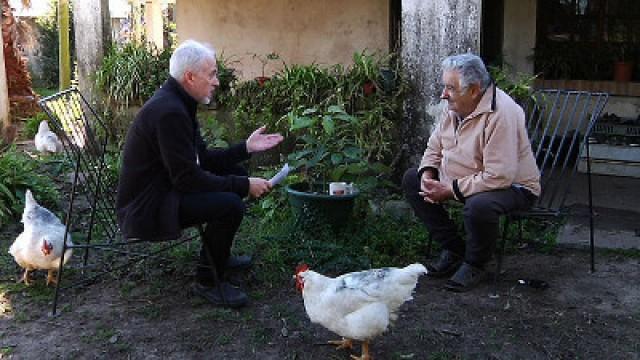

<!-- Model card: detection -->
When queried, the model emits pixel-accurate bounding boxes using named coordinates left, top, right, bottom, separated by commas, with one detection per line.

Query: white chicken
left=9, top=190, right=73, bottom=286
left=295, top=263, right=427, bottom=360
left=34, top=120, right=63, bottom=153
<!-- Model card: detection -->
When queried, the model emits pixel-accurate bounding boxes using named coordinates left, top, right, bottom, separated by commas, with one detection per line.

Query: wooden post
left=0, top=24, right=9, bottom=130
left=58, top=0, right=71, bottom=90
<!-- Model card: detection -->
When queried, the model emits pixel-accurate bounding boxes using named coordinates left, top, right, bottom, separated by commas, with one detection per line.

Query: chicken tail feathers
left=25, top=189, right=36, bottom=210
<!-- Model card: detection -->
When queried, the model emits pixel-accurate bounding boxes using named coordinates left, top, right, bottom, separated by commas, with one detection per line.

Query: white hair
left=169, top=40, right=217, bottom=80
left=442, top=53, right=491, bottom=91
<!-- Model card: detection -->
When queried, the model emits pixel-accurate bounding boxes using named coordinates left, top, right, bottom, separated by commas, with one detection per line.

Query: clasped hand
left=419, top=177, right=453, bottom=204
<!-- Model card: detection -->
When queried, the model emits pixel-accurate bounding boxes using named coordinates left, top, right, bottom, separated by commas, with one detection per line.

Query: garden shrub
left=22, top=112, right=50, bottom=139
left=0, top=146, right=60, bottom=228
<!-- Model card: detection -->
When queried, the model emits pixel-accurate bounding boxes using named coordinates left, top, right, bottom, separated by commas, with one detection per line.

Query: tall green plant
left=489, top=65, right=538, bottom=105
left=0, top=146, right=60, bottom=228
left=227, top=51, right=407, bottom=170
left=286, top=105, right=389, bottom=192
left=96, top=42, right=172, bottom=110
left=34, top=0, right=76, bottom=88
left=95, top=42, right=172, bottom=139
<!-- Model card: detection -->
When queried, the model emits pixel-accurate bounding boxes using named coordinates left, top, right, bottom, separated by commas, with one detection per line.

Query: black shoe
left=192, top=282, right=248, bottom=308
left=444, top=262, right=487, bottom=292
left=426, top=250, right=463, bottom=278
left=226, top=255, right=253, bottom=271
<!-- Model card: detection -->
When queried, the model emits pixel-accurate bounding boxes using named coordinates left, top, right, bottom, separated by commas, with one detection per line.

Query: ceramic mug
left=329, top=182, right=348, bottom=195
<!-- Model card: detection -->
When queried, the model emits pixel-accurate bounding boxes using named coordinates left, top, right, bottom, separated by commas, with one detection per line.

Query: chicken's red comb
left=295, top=263, right=309, bottom=274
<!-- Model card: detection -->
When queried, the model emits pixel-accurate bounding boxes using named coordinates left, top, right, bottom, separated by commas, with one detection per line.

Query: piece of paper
left=269, top=163, right=290, bottom=186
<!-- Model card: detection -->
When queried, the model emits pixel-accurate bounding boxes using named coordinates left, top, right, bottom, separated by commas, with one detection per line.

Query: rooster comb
left=295, top=263, right=309, bottom=274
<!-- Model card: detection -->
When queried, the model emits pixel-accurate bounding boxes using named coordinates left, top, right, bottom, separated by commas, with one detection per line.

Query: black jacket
left=116, top=77, right=250, bottom=241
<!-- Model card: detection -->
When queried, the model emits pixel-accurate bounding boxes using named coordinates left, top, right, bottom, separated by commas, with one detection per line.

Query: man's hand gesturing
left=246, top=126, right=284, bottom=153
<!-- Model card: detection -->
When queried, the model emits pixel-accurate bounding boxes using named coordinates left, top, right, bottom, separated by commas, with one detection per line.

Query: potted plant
left=613, top=44, right=634, bottom=82
left=284, top=105, right=388, bottom=228
left=253, top=52, right=280, bottom=87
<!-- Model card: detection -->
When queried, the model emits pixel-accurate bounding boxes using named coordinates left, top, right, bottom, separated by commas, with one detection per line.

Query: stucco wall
left=175, top=0, right=389, bottom=79
left=502, top=0, right=536, bottom=75
left=401, top=0, right=481, bottom=167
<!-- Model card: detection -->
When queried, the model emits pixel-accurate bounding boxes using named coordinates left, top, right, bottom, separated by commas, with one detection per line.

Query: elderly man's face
left=186, top=56, right=220, bottom=105
left=440, top=70, right=481, bottom=119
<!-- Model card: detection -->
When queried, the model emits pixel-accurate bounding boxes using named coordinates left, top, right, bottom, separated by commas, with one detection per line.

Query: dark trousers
left=402, top=168, right=534, bottom=268
left=178, top=165, right=247, bottom=282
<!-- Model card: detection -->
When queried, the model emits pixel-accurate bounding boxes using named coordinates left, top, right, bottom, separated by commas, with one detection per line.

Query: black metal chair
left=492, top=89, right=609, bottom=296
left=38, top=88, right=220, bottom=315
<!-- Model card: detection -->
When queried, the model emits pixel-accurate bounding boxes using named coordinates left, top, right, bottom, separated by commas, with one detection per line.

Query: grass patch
left=33, top=87, right=58, bottom=98
left=0, top=346, right=16, bottom=356
left=601, top=248, right=640, bottom=259
left=234, top=203, right=430, bottom=284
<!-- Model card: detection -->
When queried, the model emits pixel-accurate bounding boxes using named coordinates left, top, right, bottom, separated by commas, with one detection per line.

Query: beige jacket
left=419, top=86, right=541, bottom=201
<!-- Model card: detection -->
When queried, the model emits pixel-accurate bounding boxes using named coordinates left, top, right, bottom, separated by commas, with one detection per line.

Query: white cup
left=329, top=182, right=347, bottom=195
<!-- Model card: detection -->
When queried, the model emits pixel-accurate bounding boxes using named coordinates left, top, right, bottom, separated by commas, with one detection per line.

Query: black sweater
left=116, top=77, right=250, bottom=241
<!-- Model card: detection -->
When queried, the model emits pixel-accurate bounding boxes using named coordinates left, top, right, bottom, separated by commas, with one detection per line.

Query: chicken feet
left=18, top=269, right=32, bottom=285
left=46, top=270, right=59, bottom=286
left=328, top=337, right=353, bottom=350
left=350, top=341, right=371, bottom=360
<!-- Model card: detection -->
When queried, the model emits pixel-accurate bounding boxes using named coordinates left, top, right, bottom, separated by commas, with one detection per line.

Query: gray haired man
left=117, top=40, right=283, bottom=307
left=402, top=54, right=540, bottom=291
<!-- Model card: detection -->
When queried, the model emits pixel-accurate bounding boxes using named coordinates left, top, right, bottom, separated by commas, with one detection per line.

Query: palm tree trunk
left=1, top=0, right=38, bottom=124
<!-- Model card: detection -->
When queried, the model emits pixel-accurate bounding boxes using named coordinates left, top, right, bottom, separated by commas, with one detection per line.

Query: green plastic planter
left=285, top=182, right=359, bottom=229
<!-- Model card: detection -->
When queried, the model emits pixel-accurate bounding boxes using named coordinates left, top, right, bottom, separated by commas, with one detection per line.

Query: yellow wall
left=176, top=0, right=389, bottom=79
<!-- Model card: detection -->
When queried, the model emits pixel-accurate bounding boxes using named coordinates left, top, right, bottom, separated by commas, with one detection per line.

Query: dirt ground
left=1, top=238, right=639, bottom=360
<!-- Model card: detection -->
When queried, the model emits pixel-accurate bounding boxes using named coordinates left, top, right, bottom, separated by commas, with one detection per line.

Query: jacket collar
left=162, top=76, right=198, bottom=119
left=463, top=82, right=496, bottom=121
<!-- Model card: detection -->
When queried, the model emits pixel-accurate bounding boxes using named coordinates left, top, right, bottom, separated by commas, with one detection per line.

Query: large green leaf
left=343, top=146, right=362, bottom=159
left=330, top=153, right=344, bottom=165
left=288, top=149, right=313, bottom=161
left=333, top=113, right=356, bottom=122
left=302, top=107, right=318, bottom=116
left=322, top=115, right=335, bottom=135
left=346, top=162, right=369, bottom=175
left=329, top=166, right=347, bottom=181
left=306, top=146, right=327, bottom=168
left=290, top=115, right=315, bottom=130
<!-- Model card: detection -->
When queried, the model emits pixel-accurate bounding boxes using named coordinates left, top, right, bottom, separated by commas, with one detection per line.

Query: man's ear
left=183, top=70, right=194, bottom=84
left=469, top=83, right=482, bottom=99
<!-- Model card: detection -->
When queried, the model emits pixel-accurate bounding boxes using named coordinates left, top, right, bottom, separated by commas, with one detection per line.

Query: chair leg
left=586, top=143, right=596, bottom=273
left=518, top=219, right=523, bottom=243
left=51, top=232, right=70, bottom=316
left=493, top=216, right=510, bottom=297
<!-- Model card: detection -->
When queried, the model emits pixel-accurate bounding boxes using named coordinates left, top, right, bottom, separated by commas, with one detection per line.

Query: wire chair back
left=39, top=88, right=120, bottom=244
left=524, top=89, right=609, bottom=215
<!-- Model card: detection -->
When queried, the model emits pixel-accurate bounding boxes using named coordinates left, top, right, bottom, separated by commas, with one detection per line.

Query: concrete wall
left=603, top=96, right=640, bottom=118
left=400, top=0, right=481, bottom=166
left=175, top=0, right=389, bottom=79
left=502, top=0, right=536, bottom=75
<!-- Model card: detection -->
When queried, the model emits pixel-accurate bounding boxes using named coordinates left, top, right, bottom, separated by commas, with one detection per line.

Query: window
left=535, top=0, right=640, bottom=81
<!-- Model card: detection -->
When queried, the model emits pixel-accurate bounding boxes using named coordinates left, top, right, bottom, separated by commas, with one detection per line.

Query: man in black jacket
left=116, top=40, right=283, bottom=308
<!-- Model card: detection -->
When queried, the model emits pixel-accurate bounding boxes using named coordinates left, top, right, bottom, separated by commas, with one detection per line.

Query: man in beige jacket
left=403, top=54, right=540, bottom=292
